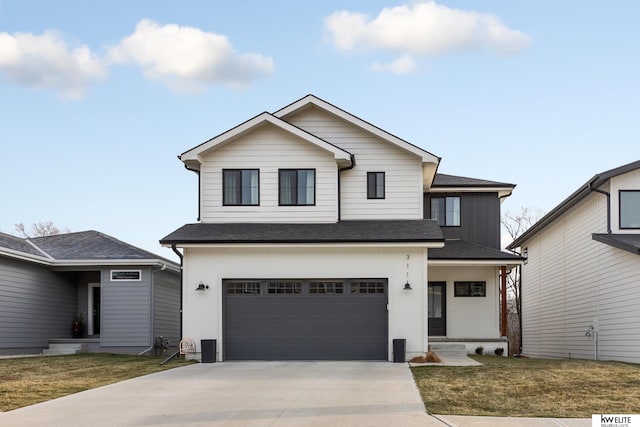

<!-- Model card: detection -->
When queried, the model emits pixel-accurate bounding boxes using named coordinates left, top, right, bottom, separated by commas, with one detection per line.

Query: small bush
left=475, top=346, right=484, bottom=355
left=494, top=347, right=504, bottom=356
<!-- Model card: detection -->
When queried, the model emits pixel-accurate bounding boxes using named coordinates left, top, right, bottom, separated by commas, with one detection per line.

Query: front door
left=88, top=284, right=101, bottom=335
left=428, top=282, right=446, bottom=336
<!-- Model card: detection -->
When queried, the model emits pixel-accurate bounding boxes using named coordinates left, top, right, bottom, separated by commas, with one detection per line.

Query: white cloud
left=107, top=19, right=274, bottom=93
left=0, top=30, right=105, bottom=99
left=371, top=54, right=417, bottom=75
left=325, top=1, right=530, bottom=58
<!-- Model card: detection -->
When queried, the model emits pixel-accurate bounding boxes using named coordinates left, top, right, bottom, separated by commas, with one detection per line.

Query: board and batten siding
left=152, top=270, right=180, bottom=347
left=285, top=107, right=424, bottom=220
left=521, top=189, right=640, bottom=364
left=199, top=123, right=338, bottom=223
left=0, top=257, right=76, bottom=353
left=100, top=267, right=151, bottom=347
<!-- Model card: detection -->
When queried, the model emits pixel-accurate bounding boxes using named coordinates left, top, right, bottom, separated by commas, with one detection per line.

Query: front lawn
left=0, top=353, right=196, bottom=412
left=412, top=355, right=640, bottom=418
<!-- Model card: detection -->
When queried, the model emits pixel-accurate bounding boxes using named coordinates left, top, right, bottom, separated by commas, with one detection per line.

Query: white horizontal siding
left=285, top=107, right=423, bottom=220
left=520, top=192, right=640, bottom=363
left=609, top=168, right=640, bottom=233
left=200, top=124, right=338, bottom=223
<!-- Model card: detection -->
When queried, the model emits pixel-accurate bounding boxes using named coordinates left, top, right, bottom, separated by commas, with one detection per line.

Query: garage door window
left=310, top=281, right=344, bottom=294
left=351, top=281, right=386, bottom=294
left=226, top=282, right=261, bottom=294
left=268, top=282, right=302, bottom=294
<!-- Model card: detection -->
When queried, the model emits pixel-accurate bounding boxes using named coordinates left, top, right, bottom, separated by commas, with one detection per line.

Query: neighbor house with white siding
left=508, top=160, right=640, bottom=364
left=0, top=230, right=180, bottom=355
left=161, top=95, right=522, bottom=361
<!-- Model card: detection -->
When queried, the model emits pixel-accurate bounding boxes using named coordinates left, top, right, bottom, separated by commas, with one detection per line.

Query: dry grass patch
left=412, top=355, right=640, bottom=417
left=0, top=353, right=196, bottom=412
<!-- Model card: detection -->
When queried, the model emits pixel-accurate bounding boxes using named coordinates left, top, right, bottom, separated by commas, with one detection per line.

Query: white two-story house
left=161, top=95, right=522, bottom=361
left=508, top=160, right=640, bottom=364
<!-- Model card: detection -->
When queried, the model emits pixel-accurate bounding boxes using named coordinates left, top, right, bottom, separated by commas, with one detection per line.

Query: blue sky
left=1, top=1, right=638, bottom=259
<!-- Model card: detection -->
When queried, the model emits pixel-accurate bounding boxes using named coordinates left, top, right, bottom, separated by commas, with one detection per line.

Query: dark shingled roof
left=592, top=234, right=640, bottom=255
left=432, top=173, right=515, bottom=188
left=0, top=232, right=45, bottom=257
left=29, top=231, right=172, bottom=261
left=160, top=220, right=444, bottom=244
left=429, top=239, right=523, bottom=261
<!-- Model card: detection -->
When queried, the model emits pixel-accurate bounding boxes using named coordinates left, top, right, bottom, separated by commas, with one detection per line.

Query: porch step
left=42, top=342, right=88, bottom=356
left=429, top=343, right=468, bottom=357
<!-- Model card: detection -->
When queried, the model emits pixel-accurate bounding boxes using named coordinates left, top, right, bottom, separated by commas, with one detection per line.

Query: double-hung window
left=620, top=190, right=640, bottom=229
left=279, top=169, right=315, bottom=206
left=431, top=196, right=460, bottom=226
left=223, top=169, right=259, bottom=206
left=367, top=172, right=385, bottom=199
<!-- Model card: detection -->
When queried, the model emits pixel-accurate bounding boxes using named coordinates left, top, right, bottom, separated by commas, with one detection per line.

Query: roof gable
left=180, top=111, right=353, bottom=170
left=274, top=94, right=440, bottom=165
left=508, top=160, right=640, bottom=249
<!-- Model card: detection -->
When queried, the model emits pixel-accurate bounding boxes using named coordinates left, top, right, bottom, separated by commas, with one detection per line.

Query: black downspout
left=590, top=185, right=611, bottom=233
left=171, top=244, right=184, bottom=344
left=337, top=155, right=356, bottom=221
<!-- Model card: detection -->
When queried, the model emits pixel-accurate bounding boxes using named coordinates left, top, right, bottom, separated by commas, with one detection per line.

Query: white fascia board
left=274, top=95, right=440, bottom=165
left=180, top=112, right=353, bottom=167
left=428, top=259, right=523, bottom=267
left=51, top=259, right=180, bottom=272
left=430, top=187, right=514, bottom=199
left=0, top=248, right=53, bottom=265
left=166, top=242, right=445, bottom=249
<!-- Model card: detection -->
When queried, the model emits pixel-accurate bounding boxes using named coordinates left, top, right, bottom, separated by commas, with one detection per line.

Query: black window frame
left=367, top=172, right=385, bottom=199
left=222, top=169, right=260, bottom=206
left=619, top=190, right=640, bottom=229
left=278, top=169, right=316, bottom=206
left=430, top=196, right=461, bottom=227
left=454, top=281, right=486, bottom=297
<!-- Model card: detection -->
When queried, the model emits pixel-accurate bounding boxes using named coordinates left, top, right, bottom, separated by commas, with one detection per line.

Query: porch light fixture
left=404, top=282, right=412, bottom=291
left=196, top=281, right=209, bottom=291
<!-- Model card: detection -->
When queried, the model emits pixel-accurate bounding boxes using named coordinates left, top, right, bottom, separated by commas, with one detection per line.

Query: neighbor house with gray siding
left=508, top=160, right=640, bottom=364
left=0, top=230, right=180, bottom=355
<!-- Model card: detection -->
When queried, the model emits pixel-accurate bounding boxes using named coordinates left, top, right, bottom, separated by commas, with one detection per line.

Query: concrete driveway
left=1, top=361, right=446, bottom=427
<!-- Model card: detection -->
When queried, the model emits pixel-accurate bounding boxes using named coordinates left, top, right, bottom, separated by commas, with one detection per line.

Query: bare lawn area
left=412, top=355, right=640, bottom=418
left=0, top=353, right=196, bottom=412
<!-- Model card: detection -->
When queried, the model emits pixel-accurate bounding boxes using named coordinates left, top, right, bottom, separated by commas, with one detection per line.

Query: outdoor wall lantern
left=196, top=281, right=209, bottom=291
left=404, top=281, right=412, bottom=290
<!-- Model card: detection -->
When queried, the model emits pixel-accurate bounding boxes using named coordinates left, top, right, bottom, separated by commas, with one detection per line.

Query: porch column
left=500, top=265, right=507, bottom=337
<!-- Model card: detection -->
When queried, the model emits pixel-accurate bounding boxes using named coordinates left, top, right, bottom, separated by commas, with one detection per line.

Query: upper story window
left=431, top=196, right=460, bottom=226
left=367, top=172, right=385, bottom=199
left=223, top=169, right=259, bottom=206
left=279, top=169, right=315, bottom=206
left=620, top=190, right=640, bottom=229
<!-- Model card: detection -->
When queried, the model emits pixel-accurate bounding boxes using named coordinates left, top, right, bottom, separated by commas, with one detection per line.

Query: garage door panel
left=224, top=279, right=388, bottom=360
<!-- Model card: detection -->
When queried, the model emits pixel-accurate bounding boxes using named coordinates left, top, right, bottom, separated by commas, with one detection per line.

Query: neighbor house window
left=223, top=169, right=259, bottom=206
left=279, top=169, right=315, bottom=205
left=431, top=196, right=461, bottom=226
left=620, top=190, right=640, bottom=229
left=454, top=281, right=486, bottom=297
left=367, top=172, right=385, bottom=199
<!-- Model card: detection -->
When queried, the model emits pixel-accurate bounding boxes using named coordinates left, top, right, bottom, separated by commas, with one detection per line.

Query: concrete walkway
left=0, top=360, right=592, bottom=427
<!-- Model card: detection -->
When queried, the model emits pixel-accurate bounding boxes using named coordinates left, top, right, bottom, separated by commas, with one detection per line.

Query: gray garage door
left=223, top=279, right=388, bottom=360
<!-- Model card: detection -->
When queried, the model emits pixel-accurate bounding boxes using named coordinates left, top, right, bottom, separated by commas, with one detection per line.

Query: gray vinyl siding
left=152, top=270, right=180, bottom=347
left=424, top=192, right=501, bottom=248
left=0, top=256, right=76, bottom=353
left=100, top=267, right=151, bottom=347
